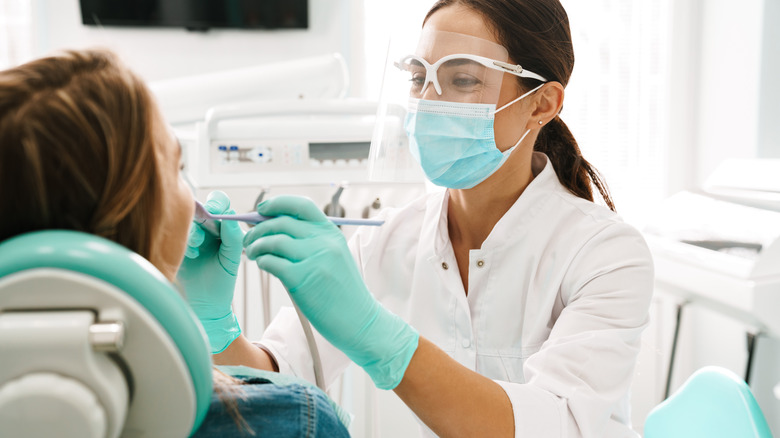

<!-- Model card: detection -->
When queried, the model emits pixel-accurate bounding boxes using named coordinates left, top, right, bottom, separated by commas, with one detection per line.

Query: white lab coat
left=259, top=152, right=654, bottom=437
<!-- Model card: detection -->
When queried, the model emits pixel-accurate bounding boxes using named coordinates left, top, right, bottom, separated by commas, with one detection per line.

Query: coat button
left=442, top=262, right=449, bottom=270
left=476, top=260, right=485, bottom=268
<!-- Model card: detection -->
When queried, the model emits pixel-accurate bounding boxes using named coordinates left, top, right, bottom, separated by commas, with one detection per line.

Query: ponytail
left=534, top=116, right=616, bottom=212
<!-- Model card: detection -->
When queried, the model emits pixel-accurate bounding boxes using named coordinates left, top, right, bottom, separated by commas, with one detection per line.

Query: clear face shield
left=368, top=30, right=546, bottom=183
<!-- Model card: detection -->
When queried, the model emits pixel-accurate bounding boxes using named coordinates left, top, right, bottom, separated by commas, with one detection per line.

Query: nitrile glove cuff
left=349, top=309, right=420, bottom=390
left=198, top=312, right=241, bottom=354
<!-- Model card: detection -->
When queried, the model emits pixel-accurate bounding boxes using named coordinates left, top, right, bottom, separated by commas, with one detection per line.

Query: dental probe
left=194, top=200, right=385, bottom=232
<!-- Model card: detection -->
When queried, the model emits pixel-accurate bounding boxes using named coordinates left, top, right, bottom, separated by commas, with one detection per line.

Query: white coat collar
left=430, top=152, right=562, bottom=256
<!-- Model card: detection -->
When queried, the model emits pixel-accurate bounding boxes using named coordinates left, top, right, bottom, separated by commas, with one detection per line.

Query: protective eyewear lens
left=396, top=55, right=500, bottom=101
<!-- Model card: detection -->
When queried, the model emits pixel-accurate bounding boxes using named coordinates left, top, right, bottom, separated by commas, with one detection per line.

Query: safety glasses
left=394, top=53, right=547, bottom=101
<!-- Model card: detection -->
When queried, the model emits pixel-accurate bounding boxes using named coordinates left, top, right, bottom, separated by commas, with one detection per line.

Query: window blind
left=561, top=0, right=672, bottom=223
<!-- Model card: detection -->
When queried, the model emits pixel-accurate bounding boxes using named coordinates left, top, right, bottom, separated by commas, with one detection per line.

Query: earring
left=538, top=120, right=544, bottom=125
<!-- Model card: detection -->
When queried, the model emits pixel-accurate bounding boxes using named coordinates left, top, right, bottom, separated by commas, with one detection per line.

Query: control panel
left=193, top=135, right=374, bottom=187
left=210, top=140, right=370, bottom=171
left=188, top=100, right=386, bottom=187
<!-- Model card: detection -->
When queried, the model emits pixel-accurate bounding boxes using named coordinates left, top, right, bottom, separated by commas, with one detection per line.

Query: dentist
left=189, top=0, right=654, bottom=436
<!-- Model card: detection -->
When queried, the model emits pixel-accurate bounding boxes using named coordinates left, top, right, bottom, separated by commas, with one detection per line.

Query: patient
left=0, top=49, right=349, bottom=437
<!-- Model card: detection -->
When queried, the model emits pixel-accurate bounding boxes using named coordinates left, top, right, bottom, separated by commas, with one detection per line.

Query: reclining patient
left=0, top=49, right=350, bottom=437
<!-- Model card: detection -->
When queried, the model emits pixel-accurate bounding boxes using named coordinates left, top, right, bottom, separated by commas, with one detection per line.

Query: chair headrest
left=0, top=230, right=213, bottom=435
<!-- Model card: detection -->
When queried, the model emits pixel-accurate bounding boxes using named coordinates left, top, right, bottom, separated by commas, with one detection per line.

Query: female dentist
left=188, top=0, right=654, bottom=436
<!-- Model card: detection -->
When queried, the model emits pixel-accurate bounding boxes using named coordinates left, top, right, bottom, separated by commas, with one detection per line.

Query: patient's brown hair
left=0, top=49, right=252, bottom=434
left=0, top=49, right=164, bottom=265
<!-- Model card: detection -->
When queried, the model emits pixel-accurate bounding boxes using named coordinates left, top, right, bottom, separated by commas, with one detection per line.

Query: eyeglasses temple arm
left=492, top=60, right=547, bottom=82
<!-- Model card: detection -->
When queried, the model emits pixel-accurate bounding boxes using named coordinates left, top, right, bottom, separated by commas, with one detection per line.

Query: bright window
left=0, top=0, right=33, bottom=70
left=561, top=0, right=672, bottom=224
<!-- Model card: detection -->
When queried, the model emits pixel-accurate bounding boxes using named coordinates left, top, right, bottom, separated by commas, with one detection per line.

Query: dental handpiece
left=193, top=200, right=384, bottom=237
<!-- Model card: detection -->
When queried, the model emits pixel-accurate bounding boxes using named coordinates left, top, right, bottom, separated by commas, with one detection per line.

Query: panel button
left=249, top=146, right=272, bottom=164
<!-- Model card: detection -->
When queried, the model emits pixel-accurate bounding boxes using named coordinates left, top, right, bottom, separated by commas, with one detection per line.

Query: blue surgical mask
left=404, top=84, right=543, bottom=189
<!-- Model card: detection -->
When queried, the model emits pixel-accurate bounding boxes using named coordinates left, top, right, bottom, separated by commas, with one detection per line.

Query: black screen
left=80, top=0, right=308, bottom=30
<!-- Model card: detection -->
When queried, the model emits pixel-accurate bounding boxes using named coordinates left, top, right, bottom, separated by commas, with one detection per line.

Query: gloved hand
left=178, top=191, right=244, bottom=354
left=242, top=195, right=419, bottom=390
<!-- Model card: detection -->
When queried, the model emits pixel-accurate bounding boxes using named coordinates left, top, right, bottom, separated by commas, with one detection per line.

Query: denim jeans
left=192, top=375, right=350, bottom=437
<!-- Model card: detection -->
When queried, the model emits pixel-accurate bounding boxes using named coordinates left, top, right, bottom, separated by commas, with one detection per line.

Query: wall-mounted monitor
left=79, top=0, right=308, bottom=31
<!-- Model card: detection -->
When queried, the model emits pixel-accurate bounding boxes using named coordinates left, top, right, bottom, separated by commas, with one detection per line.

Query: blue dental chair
left=0, top=231, right=213, bottom=437
left=644, top=366, right=773, bottom=438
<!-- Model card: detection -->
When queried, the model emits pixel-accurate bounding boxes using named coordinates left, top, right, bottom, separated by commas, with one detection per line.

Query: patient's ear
left=527, top=82, right=564, bottom=130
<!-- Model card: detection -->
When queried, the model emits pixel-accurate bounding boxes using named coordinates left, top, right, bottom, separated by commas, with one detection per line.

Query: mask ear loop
left=501, top=128, right=532, bottom=157
left=492, top=83, right=545, bottom=115
left=492, top=83, right=546, bottom=155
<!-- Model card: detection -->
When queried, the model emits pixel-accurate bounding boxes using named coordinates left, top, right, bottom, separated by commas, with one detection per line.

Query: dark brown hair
left=0, top=49, right=166, bottom=259
left=426, top=0, right=616, bottom=211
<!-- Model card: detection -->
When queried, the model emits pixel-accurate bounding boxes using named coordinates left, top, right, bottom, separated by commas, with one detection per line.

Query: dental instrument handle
left=211, top=211, right=385, bottom=227
left=329, top=217, right=385, bottom=226
left=194, top=200, right=383, bottom=240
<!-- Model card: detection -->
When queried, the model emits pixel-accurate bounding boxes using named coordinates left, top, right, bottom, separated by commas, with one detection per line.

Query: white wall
left=665, top=0, right=702, bottom=196
left=667, top=0, right=779, bottom=187
left=758, top=0, right=780, bottom=158
left=693, top=0, right=765, bottom=185
left=31, top=0, right=367, bottom=95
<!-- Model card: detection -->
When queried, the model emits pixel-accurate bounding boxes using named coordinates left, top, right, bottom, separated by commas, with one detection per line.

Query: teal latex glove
left=178, top=191, right=244, bottom=354
left=243, top=195, right=419, bottom=390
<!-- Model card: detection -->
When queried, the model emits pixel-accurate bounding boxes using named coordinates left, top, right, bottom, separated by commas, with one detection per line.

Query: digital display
left=80, top=0, right=308, bottom=30
left=309, top=142, right=371, bottom=161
